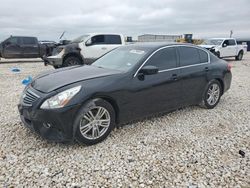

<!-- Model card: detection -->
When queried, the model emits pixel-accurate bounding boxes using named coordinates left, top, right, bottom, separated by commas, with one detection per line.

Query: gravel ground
left=0, top=54, right=249, bottom=188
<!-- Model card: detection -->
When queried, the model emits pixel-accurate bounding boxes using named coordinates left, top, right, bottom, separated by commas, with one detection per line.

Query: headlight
left=40, top=86, right=81, bottom=109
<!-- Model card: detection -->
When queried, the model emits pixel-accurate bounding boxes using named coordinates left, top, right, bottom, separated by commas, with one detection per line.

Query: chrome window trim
left=134, top=44, right=210, bottom=77
left=158, top=62, right=209, bottom=73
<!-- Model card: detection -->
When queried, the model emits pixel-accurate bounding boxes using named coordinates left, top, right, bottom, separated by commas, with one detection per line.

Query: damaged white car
left=199, top=38, right=247, bottom=60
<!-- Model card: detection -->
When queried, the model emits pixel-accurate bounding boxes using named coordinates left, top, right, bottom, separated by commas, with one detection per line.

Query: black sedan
left=18, top=43, right=232, bottom=145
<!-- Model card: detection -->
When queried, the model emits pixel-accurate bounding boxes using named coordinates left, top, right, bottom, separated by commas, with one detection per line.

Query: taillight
left=227, top=63, right=232, bottom=71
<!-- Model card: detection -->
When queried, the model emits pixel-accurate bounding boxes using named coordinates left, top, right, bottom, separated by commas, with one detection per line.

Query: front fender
left=63, top=43, right=84, bottom=62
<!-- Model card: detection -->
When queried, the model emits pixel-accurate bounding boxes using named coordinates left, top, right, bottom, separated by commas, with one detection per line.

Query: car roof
left=10, top=36, right=36, bottom=38
left=209, top=38, right=235, bottom=40
left=126, top=42, right=197, bottom=51
left=86, top=33, right=123, bottom=36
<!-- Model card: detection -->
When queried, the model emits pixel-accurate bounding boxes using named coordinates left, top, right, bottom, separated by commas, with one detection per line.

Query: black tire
left=63, top=56, right=82, bottom=67
left=200, top=80, right=222, bottom=109
left=74, top=98, right=116, bottom=145
left=53, top=65, right=61, bottom=69
left=235, top=51, right=243, bottom=61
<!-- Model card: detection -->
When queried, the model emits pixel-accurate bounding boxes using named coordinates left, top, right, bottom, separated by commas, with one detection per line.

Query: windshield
left=71, top=35, right=89, bottom=43
left=202, top=39, right=223, bottom=45
left=92, top=47, right=149, bottom=72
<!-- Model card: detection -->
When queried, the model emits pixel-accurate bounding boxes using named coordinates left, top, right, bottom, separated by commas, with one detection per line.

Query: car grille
left=22, top=89, right=40, bottom=106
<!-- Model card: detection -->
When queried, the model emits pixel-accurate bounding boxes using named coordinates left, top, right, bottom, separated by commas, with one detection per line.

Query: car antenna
left=59, top=31, right=66, bottom=40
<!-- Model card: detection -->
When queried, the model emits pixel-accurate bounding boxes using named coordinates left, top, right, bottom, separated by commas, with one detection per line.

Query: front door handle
left=171, top=74, right=178, bottom=80
left=205, top=67, right=209, bottom=72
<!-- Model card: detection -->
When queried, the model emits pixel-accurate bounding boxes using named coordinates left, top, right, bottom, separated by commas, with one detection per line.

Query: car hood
left=31, top=65, right=121, bottom=93
left=199, top=44, right=216, bottom=49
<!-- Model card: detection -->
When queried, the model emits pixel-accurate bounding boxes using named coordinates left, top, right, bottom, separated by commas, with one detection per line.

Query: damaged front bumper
left=42, top=55, right=63, bottom=67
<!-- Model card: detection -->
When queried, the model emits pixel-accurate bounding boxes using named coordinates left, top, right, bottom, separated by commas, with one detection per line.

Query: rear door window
left=104, top=35, right=122, bottom=44
left=178, top=46, right=200, bottom=66
left=145, top=47, right=177, bottom=70
left=228, top=39, right=236, bottom=46
left=22, top=37, right=37, bottom=45
left=198, top=49, right=209, bottom=63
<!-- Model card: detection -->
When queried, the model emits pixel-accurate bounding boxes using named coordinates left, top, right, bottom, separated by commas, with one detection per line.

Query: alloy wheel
left=206, top=83, right=220, bottom=106
left=68, top=59, right=79, bottom=66
left=79, top=106, right=111, bottom=140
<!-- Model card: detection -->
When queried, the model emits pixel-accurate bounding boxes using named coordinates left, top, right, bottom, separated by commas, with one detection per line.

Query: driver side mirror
left=85, top=39, right=92, bottom=46
left=222, top=43, right=227, bottom=48
left=139, top=65, right=158, bottom=75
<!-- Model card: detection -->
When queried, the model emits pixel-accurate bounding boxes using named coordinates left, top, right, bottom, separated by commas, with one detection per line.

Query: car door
left=83, top=35, right=122, bottom=61
left=3, top=37, right=22, bottom=58
left=228, top=39, right=237, bottom=56
left=21, top=37, right=39, bottom=58
left=103, top=34, right=122, bottom=52
left=220, top=40, right=231, bottom=57
left=177, top=46, right=209, bottom=105
left=126, top=47, right=182, bottom=118
left=83, top=35, right=110, bottom=59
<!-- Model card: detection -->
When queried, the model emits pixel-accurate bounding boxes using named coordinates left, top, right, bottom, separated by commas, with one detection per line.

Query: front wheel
left=235, top=51, right=243, bottom=61
left=200, top=80, right=222, bottom=109
left=63, top=56, right=82, bottom=67
left=53, top=65, right=61, bottom=69
left=74, top=99, right=116, bottom=145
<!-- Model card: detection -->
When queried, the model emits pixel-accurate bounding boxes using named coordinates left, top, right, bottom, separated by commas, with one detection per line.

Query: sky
left=0, top=0, right=250, bottom=41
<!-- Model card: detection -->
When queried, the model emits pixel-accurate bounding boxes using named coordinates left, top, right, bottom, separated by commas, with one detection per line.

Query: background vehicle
left=39, top=40, right=57, bottom=56
left=18, top=43, right=232, bottom=145
left=199, top=38, right=247, bottom=60
left=0, top=36, right=53, bottom=59
left=43, top=33, right=125, bottom=68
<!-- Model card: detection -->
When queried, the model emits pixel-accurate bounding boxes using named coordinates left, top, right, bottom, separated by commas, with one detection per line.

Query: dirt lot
left=0, top=54, right=249, bottom=187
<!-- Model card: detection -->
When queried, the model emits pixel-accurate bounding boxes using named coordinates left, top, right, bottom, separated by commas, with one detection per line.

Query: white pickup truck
left=199, top=38, right=247, bottom=60
left=43, top=33, right=125, bottom=68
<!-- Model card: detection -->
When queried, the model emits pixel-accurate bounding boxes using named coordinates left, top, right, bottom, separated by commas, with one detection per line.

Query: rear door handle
left=205, top=67, right=209, bottom=72
left=171, top=74, right=178, bottom=80
left=101, top=47, right=107, bottom=50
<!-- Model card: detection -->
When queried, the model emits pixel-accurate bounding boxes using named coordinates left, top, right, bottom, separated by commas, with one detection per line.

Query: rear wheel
left=63, top=56, right=82, bottom=67
left=200, top=80, right=222, bottom=109
left=74, top=99, right=115, bottom=145
left=235, top=51, right=243, bottom=61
